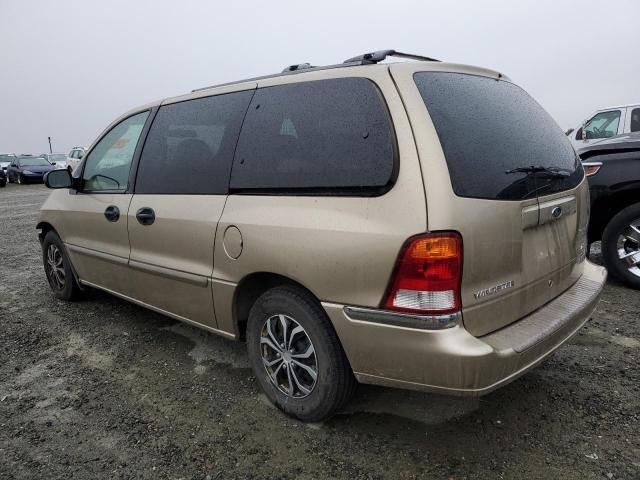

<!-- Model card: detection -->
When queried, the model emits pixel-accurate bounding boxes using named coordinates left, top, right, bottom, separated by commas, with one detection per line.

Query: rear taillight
left=383, top=232, right=463, bottom=315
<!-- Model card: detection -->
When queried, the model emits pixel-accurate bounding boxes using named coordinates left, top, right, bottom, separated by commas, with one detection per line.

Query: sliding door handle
left=135, top=207, right=155, bottom=226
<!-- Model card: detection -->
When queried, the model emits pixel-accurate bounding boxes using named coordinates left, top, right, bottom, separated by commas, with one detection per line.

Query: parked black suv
left=580, top=132, right=640, bottom=288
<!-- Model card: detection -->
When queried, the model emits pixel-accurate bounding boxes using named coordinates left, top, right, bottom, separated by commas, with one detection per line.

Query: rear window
left=230, top=78, right=396, bottom=194
left=414, top=72, right=583, bottom=200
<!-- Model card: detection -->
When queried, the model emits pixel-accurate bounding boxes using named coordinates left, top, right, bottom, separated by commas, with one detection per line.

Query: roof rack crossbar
left=343, top=49, right=440, bottom=65
left=282, top=63, right=315, bottom=73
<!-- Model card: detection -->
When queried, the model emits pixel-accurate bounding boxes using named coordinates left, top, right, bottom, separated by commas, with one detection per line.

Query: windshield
left=18, top=157, right=51, bottom=167
left=414, top=72, right=583, bottom=200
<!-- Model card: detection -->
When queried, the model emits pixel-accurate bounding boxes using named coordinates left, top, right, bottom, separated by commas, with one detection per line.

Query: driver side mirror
left=44, top=169, right=72, bottom=189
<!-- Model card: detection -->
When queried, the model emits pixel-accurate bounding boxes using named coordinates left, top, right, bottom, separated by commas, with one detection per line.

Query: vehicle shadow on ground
left=84, top=287, right=558, bottom=444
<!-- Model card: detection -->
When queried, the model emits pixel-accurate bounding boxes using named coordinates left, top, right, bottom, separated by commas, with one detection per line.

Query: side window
left=135, top=90, right=253, bottom=194
left=584, top=110, right=621, bottom=139
left=230, top=78, right=395, bottom=193
left=575, top=127, right=583, bottom=140
left=631, top=108, right=640, bottom=132
left=82, top=111, right=149, bottom=192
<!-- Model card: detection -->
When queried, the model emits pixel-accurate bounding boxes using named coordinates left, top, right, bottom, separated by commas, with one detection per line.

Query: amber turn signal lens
left=408, top=236, right=459, bottom=260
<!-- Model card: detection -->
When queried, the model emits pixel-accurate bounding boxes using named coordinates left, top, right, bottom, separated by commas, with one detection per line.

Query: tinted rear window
left=230, top=78, right=396, bottom=194
left=414, top=72, right=583, bottom=200
left=136, top=90, right=253, bottom=194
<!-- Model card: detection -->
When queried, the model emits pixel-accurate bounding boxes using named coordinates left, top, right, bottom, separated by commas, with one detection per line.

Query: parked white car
left=66, top=147, right=86, bottom=173
left=568, top=103, right=640, bottom=148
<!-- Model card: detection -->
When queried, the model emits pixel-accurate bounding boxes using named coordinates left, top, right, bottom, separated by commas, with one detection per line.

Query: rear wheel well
left=233, top=273, right=320, bottom=341
left=589, top=191, right=640, bottom=243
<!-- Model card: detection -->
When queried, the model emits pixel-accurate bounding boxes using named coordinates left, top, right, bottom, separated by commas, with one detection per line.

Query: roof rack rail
left=282, top=63, right=315, bottom=73
left=192, top=49, right=440, bottom=93
left=343, top=49, right=440, bottom=65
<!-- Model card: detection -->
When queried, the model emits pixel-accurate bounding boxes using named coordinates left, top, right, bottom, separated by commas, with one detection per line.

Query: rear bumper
left=322, top=260, right=607, bottom=395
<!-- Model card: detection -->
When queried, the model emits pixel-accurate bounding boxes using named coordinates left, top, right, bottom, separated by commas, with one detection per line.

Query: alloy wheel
left=46, top=244, right=66, bottom=290
left=260, top=314, right=318, bottom=398
left=616, top=218, right=640, bottom=278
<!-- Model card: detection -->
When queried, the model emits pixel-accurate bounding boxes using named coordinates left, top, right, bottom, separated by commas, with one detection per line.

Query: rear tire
left=246, top=285, right=356, bottom=422
left=602, top=203, right=640, bottom=289
left=42, top=231, right=82, bottom=301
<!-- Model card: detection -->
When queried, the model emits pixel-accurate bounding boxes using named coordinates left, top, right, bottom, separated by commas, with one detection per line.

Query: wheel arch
left=36, top=222, right=85, bottom=291
left=589, top=190, right=640, bottom=243
left=232, top=272, right=322, bottom=341
left=36, top=221, right=57, bottom=244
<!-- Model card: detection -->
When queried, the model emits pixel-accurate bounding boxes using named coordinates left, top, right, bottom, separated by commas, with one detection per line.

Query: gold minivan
left=40, top=50, right=607, bottom=421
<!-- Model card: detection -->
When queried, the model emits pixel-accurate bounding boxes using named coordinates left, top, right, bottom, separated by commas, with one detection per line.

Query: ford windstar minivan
left=39, top=50, right=607, bottom=421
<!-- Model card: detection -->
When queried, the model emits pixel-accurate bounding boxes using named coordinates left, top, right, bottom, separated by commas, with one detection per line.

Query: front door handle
left=104, top=205, right=120, bottom=222
left=136, top=207, right=155, bottom=226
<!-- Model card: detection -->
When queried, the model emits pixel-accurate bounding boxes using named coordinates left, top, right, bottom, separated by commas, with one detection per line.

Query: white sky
left=1, top=0, right=638, bottom=153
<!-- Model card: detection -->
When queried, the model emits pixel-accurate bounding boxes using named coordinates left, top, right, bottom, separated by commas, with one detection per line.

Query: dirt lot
left=1, top=183, right=638, bottom=480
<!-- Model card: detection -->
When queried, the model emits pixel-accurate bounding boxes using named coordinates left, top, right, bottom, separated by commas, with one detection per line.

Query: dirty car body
left=37, top=50, right=607, bottom=421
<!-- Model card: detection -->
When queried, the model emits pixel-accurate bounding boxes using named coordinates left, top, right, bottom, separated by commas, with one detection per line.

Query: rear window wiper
left=505, top=165, right=571, bottom=178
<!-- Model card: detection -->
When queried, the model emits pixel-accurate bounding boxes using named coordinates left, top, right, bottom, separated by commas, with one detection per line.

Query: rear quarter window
left=414, top=72, right=582, bottom=200
left=230, top=77, right=396, bottom=194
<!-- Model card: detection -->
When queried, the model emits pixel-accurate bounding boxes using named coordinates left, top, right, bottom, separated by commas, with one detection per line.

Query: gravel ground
left=1, top=183, right=639, bottom=480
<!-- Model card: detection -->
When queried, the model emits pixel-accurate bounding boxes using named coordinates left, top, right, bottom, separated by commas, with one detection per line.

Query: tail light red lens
left=383, top=232, right=463, bottom=314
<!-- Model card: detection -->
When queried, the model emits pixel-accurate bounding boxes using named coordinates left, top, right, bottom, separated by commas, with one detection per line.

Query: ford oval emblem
left=551, top=206, right=563, bottom=219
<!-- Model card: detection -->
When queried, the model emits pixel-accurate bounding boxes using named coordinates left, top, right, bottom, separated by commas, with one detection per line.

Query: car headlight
left=22, top=170, right=34, bottom=174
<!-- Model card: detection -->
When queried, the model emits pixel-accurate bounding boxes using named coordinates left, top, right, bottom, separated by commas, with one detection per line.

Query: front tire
left=42, top=231, right=82, bottom=300
left=17, top=174, right=23, bottom=185
left=246, top=285, right=355, bottom=422
left=602, top=203, right=640, bottom=289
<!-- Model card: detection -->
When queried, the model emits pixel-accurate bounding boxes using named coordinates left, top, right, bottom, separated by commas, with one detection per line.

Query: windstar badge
left=474, top=280, right=515, bottom=300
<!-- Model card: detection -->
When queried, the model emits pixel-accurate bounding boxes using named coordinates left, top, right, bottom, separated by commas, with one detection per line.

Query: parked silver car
left=41, top=153, right=70, bottom=172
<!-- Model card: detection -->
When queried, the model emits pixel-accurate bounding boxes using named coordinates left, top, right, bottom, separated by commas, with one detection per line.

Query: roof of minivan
left=160, top=61, right=508, bottom=106
left=120, top=51, right=509, bottom=117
